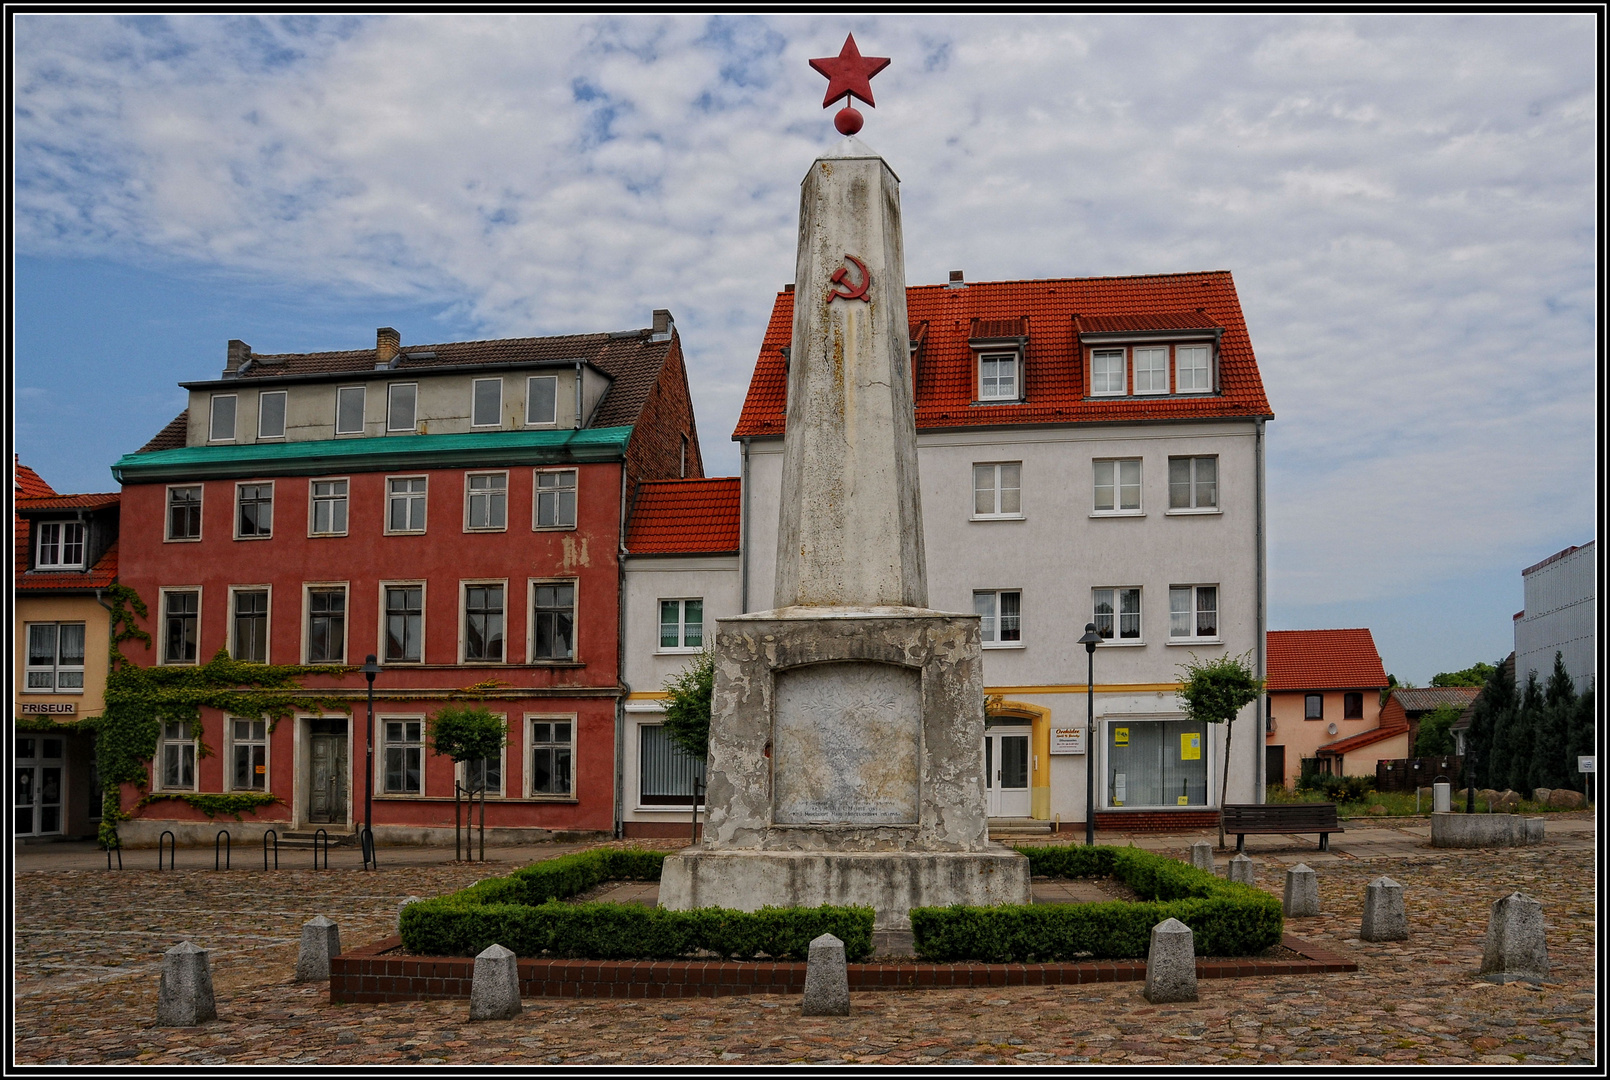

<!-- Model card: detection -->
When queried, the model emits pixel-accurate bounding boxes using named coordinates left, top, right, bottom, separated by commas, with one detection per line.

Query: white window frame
left=34, top=520, right=87, bottom=569
left=526, top=375, right=560, bottom=426
left=529, top=578, right=578, bottom=662
left=1132, top=346, right=1170, bottom=395
left=1167, top=584, right=1221, bottom=644
left=1176, top=343, right=1213, bottom=394
left=974, top=589, right=1024, bottom=649
left=1090, top=348, right=1127, bottom=396
left=460, top=579, right=509, bottom=664
left=977, top=351, right=1021, bottom=402
left=379, top=715, right=426, bottom=796
left=226, top=716, right=270, bottom=793
left=1166, top=455, right=1220, bottom=514
left=533, top=468, right=578, bottom=531
left=335, top=385, right=366, bottom=436
left=635, top=718, right=707, bottom=810
left=526, top=713, right=577, bottom=799
left=159, top=587, right=202, bottom=666
left=385, top=475, right=428, bottom=535
left=227, top=584, right=272, bottom=664
left=387, top=382, right=418, bottom=433
left=378, top=580, right=427, bottom=665
left=157, top=720, right=198, bottom=791
left=464, top=471, right=509, bottom=532
left=1091, top=458, right=1143, bottom=516
left=303, top=582, right=350, bottom=665
left=1093, top=586, right=1143, bottom=645
left=209, top=393, right=238, bottom=442
left=257, top=390, right=288, bottom=440
left=165, top=484, right=203, bottom=543
left=471, top=377, right=503, bottom=428
left=308, top=477, right=350, bottom=536
left=456, top=717, right=508, bottom=798
left=657, top=598, right=705, bottom=653
left=234, top=481, right=275, bottom=540
left=971, top=462, right=1023, bottom=520
left=24, top=621, right=87, bottom=693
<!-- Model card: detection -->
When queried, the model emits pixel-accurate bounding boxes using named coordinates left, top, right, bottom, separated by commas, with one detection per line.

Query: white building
left=1514, top=541, right=1596, bottom=695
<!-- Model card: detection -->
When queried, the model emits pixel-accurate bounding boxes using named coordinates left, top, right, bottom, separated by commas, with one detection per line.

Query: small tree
left=429, top=704, right=507, bottom=781
left=662, top=651, right=715, bottom=763
left=1176, top=652, right=1264, bottom=848
left=1431, top=662, right=1497, bottom=688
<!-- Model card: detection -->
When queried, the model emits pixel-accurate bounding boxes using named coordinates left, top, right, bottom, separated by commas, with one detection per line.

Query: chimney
left=783, top=283, right=795, bottom=293
left=376, top=327, right=401, bottom=366
left=225, top=339, right=252, bottom=374
left=650, top=310, right=674, bottom=343
left=947, top=269, right=965, bottom=289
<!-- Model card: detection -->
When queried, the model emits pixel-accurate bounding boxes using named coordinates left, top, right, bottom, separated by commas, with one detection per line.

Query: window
left=384, top=584, right=424, bottom=663
left=978, top=353, right=1019, bottom=401
left=258, top=391, right=287, bottom=439
left=306, top=586, right=347, bottom=663
left=209, top=394, right=237, bottom=441
left=236, top=482, right=273, bottom=538
left=659, top=598, right=704, bottom=651
left=1169, top=585, right=1219, bottom=640
left=35, top=522, right=86, bottom=569
left=529, top=718, right=573, bottom=796
left=1168, top=456, right=1218, bottom=511
left=159, top=721, right=196, bottom=790
left=25, top=623, right=85, bottom=691
left=974, top=589, right=1022, bottom=646
left=231, top=718, right=268, bottom=791
left=336, top=386, right=366, bottom=435
left=1093, top=588, right=1141, bottom=641
left=167, top=486, right=202, bottom=541
left=532, top=582, right=576, bottom=660
left=1091, top=349, right=1126, bottom=395
left=472, top=378, right=503, bottom=427
left=387, top=476, right=427, bottom=533
left=972, top=463, right=1022, bottom=518
left=383, top=719, right=424, bottom=794
left=162, top=590, right=200, bottom=664
left=1344, top=692, right=1364, bottom=719
left=231, top=589, right=269, bottom=663
left=310, top=479, right=348, bottom=536
left=1093, top=459, right=1142, bottom=514
left=462, top=748, right=503, bottom=796
left=387, top=383, right=417, bottom=432
left=463, top=583, right=505, bottom=662
left=1305, top=694, right=1324, bottom=720
left=1133, top=346, right=1169, bottom=394
left=1176, top=344, right=1211, bottom=393
left=466, top=472, right=508, bottom=531
left=639, top=723, right=705, bottom=806
left=526, top=375, right=559, bottom=426
left=1105, top=717, right=1209, bottom=807
left=534, top=470, right=577, bottom=529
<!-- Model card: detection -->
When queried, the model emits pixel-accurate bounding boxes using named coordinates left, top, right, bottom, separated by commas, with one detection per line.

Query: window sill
left=973, top=399, right=1024, bottom=407
left=463, top=527, right=510, bottom=534
left=233, top=534, right=273, bottom=541
left=970, top=514, right=1026, bottom=522
left=1166, top=638, right=1223, bottom=646
left=656, top=648, right=705, bottom=655
left=634, top=805, right=706, bottom=813
left=532, top=525, right=579, bottom=533
left=982, top=641, right=1025, bottom=650
left=163, top=537, right=203, bottom=544
left=384, top=530, right=428, bottom=537
left=528, top=659, right=585, bottom=668
left=32, top=565, right=88, bottom=572
left=307, top=531, right=349, bottom=538
left=21, top=688, right=86, bottom=695
left=1089, top=511, right=1145, bottom=519
left=1096, top=639, right=1147, bottom=648
left=1164, top=508, right=1222, bottom=516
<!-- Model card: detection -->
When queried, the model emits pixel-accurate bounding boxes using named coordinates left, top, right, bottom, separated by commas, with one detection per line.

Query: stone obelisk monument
left=659, top=37, right=1030, bottom=931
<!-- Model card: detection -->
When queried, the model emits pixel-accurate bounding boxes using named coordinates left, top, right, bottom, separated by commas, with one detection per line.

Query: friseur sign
left=19, top=702, right=76, bottom=715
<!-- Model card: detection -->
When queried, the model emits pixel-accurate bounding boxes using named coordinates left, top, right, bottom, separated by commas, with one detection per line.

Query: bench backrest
left=1222, top=803, right=1339, bottom=829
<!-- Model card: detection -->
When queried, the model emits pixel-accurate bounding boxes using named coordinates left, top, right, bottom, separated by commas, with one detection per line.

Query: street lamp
left=1078, top=622, right=1103, bottom=847
left=361, top=654, right=383, bottom=868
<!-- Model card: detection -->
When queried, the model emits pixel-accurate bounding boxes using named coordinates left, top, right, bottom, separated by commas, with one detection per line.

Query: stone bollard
left=295, top=915, right=341, bottom=982
left=1479, top=892, right=1550, bottom=984
left=1283, top=863, right=1320, bottom=917
left=802, top=933, right=850, bottom=1016
left=1360, top=876, right=1408, bottom=942
left=156, top=941, right=217, bottom=1026
left=468, top=943, right=522, bottom=1021
left=1227, top=852, right=1255, bottom=885
left=1143, top=918, right=1198, bottom=1004
left=1189, top=841, right=1215, bottom=874
left=397, top=896, right=421, bottom=934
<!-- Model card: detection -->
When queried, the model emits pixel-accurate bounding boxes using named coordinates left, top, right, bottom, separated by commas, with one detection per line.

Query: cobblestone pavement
left=11, top=820, right=1597, bottom=1066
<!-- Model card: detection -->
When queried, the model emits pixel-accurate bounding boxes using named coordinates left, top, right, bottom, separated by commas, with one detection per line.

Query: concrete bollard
left=468, top=943, right=522, bottom=1021
left=1360, top=876, right=1408, bottom=942
left=295, top=915, right=341, bottom=982
left=397, top=896, right=421, bottom=934
left=802, top=933, right=850, bottom=1016
left=1189, top=841, right=1215, bottom=874
left=1143, top=918, right=1198, bottom=1004
left=1283, top=863, right=1320, bottom=917
left=1479, top=892, right=1550, bottom=984
left=1227, top=852, right=1255, bottom=885
left=156, top=941, right=217, bottom=1026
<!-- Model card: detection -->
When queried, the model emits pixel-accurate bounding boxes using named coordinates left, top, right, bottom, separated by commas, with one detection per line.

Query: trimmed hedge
left=909, top=844, right=1283, bottom=963
left=397, top=848, right=875, bottom=961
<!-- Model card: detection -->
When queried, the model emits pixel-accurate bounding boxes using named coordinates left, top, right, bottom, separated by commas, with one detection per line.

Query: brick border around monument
left=328, top=934, right=1355, bottom=1003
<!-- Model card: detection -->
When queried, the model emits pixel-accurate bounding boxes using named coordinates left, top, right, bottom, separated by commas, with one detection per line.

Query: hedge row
left=446, top=848, right=668, bottom=907
left=909, top=845, right=1283, bottom=962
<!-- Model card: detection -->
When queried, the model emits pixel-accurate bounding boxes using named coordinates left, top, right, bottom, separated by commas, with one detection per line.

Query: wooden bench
left=1221, top=803, right=1343, bottom=852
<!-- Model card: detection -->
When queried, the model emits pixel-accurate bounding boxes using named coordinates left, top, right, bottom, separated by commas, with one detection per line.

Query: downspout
left=739, top=438, right=751, bottom=613
left=1255, top=417, right=1267, bottom=803
left=614, top=460, right=628, bottom=840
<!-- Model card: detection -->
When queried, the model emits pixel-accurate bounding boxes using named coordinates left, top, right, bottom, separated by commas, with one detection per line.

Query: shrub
left=1299, top=773, right=1373, bottom=804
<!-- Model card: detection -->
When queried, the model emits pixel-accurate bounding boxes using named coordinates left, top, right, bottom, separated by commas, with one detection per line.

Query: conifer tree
left=1569, top=686, right=1596, bottom=800
left=1529, top=652, right=1578, bottom=791
left=1507, top=670, right=1542, bottom=792
left=1468, top=656, right=1514, bottom=790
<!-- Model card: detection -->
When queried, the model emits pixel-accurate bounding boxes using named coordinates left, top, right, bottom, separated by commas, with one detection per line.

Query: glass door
left=984, top=728, right=1032, bottom=817
left=15, top=737, right=64, bottom=836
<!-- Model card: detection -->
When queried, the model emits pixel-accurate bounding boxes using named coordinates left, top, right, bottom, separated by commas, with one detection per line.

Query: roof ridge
left=250, top=329, right=621, bottom=360
left=907, top=269, right=1232, bottom=291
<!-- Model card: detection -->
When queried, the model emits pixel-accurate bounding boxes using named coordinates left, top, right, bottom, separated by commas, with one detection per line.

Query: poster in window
left=1114, top=727, right=1129, bottom=746
left=1180, top=732, right=1201, bottom=760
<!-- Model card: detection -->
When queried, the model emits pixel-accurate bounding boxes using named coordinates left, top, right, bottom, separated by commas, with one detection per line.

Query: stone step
left=988, top=818, right=1053, bottom=837
left=274, top=832, right=358, bottom=848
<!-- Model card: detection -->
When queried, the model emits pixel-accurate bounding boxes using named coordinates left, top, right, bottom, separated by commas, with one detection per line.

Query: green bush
left=909, top=844, right=1282, bottom=962
left=1299, top=773, right=1373, bottom=803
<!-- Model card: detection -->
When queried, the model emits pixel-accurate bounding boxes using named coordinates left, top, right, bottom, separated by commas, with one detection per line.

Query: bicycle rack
left=312, top=828, right=329, bottom=870
left=214, top=829, right=232, bottom=871
left=263, top=829, right=279, bottom=871
left=360, top=827, right=377, bottom=871
left=104, top=832, right=122, bottom=871
left=158, top=830, right=176, bottom=871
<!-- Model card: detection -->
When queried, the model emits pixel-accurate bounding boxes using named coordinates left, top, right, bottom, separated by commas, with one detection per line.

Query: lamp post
left=361, top=654, right=382, bottom=867
left=1079, top=622, right=1103, bottom=847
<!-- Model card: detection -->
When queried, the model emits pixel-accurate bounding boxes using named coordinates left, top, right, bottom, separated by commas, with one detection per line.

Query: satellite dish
left=1327, top=723, right=1338, bottom=736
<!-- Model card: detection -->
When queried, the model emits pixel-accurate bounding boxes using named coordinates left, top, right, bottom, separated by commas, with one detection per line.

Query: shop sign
left=1049, top=727, right=1085, bottom=755
left=20, top=702, right=75, bottom=715
left=1180, top=732, right=1201, bottom=760
left=1113, top=727, right=1129, bottom=746
left=1579, top=756, right=1596, bottom=774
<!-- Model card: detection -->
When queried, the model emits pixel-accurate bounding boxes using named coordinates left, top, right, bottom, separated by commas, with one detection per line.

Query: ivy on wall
left=136, top=791, right=284, bottom=820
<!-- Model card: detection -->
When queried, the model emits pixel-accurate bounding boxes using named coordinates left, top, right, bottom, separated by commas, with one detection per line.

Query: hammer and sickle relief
left=828, top=254, right=871, bottom=301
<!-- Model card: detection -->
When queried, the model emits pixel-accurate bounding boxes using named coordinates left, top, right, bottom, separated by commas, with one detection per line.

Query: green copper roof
left=112, top=426, right=634, bottom=483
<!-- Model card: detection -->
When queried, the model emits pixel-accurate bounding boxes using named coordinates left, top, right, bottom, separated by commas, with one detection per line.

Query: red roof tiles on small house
left=14, top=458, right=58, bottom=498
left=1392, top=687, right=1481, bottom=715
left=626, top=478, right=741, bottom=555
left=1266, top=629, right=1389, bottom=692
left=15, top=492, right=121, bottom=513
left=1317, top=695, right=1408, bottom=757
left=18, top=542, right=119, bottom=592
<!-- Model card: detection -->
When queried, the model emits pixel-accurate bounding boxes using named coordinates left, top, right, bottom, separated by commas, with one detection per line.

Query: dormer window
left=35, top=522, right=87, bottom=569
left=1133, top=347, right=1169, bottom=395
left=978, top=353, right=1019, bottom=401
left=1176, top=344, right=1212, bottom=393
left=1091, top=350, right=1127, bottom=396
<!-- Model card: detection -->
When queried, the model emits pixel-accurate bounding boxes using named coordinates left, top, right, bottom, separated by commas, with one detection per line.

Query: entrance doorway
left=985, top=727, right=1032, bottom=817
left=307, top=719, right=348, bottom=826
left=1266, top=745, right=1287, bottom=790
left=16, top=736, right=64, bottom=837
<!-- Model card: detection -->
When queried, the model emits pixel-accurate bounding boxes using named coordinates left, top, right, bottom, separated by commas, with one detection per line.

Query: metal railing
left=214, top=829, right=231, bottom=871
left=312, top=828, right=330, bottom=870
left=263, top=829, right=279, bottom=871
left=157, top=830, right=176, bottom=871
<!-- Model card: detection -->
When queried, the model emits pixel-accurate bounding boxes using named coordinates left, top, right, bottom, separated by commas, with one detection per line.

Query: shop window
left=1106, top=718, right=1208, bottom=807
left=639, top=723, right=705, bottom=806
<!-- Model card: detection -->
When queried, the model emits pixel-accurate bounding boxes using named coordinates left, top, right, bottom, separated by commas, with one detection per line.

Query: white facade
left=1515, top=541, right=1596, bottom=695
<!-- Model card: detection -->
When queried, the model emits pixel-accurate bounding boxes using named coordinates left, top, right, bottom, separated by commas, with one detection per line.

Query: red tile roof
left=1317, top=695, right=1408, bottom=756
left=1392, top=687, right=1481, bottom=715
left=733, top=271, right=1271, bottom=439
left=14, top=458, right=57, bottom=498
left=1266, top=629, right=1388, bottom=692
left=626, top=477, right=741, bottom=555
left=140, top=411, right=189, bottom=453
left=15, top=492, right=121, bottom=512
left=18, top=541, right=119, bottom=592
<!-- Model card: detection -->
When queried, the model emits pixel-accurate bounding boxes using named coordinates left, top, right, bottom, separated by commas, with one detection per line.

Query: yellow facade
left=15, top=593, right=111, bottom=839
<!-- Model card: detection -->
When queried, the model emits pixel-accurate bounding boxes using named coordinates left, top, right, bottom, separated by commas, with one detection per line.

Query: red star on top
left=809, top=34, right=890, bottom=109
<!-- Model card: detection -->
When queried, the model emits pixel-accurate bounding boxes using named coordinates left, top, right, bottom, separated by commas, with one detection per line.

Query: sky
left=11, top=13, right=1599, bottom=685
